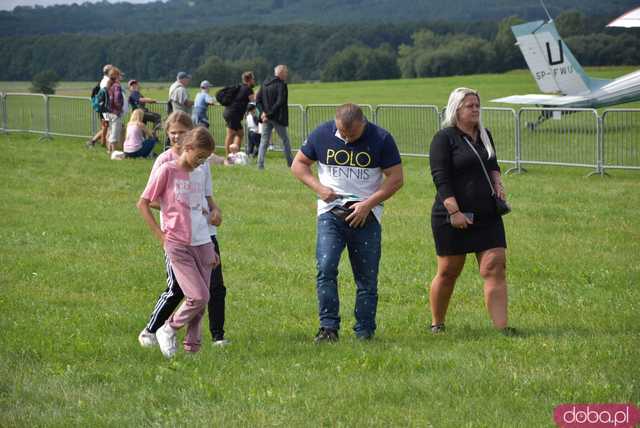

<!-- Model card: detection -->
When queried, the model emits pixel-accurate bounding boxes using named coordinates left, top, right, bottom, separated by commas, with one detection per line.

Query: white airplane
left=607, top=6, right=640, bottom=28
left=491, top=18, right=640, bottom=109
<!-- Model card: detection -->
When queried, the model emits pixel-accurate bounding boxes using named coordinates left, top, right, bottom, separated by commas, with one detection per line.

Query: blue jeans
left=315, top=211, right=381, bottom=337
left=125, top=138, right=156, bottom=158
left=257, top=120, right=293, bottom=169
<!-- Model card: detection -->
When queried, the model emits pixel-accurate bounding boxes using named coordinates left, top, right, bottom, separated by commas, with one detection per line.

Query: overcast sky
left=1, top=0, right=159, bottom=11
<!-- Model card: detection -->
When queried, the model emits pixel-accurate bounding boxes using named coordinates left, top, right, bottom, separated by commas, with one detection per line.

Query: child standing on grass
left=192, top=80, right=216, bottom=128
left=138, top=126, right=219, bottom=358
left=138, top=112, right=230, bottom=355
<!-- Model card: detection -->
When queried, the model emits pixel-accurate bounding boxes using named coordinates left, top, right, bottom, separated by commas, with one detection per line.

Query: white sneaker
left=155, top=324, right=177, bottom=358
left=213, top=338, right=231, bottom=347
left=138, top=328, right=158, bottom=347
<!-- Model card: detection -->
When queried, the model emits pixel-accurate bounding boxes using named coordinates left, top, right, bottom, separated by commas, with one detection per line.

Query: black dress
left=223, top=84, right=253, bottom=129
left=429, top=126, right=506, bottom=256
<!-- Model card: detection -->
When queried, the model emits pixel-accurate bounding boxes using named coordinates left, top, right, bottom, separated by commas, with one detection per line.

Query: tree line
left=1, top=0, right=636, bottom=37
left=2, top=11, right=638, bottom=89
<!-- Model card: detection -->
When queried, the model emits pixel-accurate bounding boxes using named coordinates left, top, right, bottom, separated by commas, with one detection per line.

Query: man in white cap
left=193, top=80, right=216, bottom=128
left=168, top=71, right=193, bottom=115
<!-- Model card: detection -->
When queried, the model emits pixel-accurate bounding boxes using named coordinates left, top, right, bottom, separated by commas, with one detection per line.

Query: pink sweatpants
left=164, top=240, right=216, bottom=352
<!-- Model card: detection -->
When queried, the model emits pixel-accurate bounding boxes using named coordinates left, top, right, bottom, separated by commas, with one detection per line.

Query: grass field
left=0, top=122, right=639, bottom=426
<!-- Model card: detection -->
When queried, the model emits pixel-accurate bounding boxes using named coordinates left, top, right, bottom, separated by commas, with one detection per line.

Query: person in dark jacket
left=256, top=64, right=293, bottom=169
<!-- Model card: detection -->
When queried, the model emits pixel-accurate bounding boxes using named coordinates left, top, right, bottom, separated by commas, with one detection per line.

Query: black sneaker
left=314, top=327, right=339, bottom=344
left=430, top=323, right=446, bottom=334
left=355, top=331, right=374, bottom=341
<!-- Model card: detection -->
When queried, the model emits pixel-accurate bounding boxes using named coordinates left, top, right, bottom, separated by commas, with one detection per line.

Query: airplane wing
left=491, top=94, right=590, bottom=106
left=607, top=7, right=640, bottom=28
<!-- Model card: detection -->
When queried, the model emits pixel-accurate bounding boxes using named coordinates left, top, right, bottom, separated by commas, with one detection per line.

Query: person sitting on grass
left=123, top=109, right=157, bottom=159
left=225, top=142, right=249, bottom=166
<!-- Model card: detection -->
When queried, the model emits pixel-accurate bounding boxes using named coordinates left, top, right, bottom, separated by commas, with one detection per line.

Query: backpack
left=166, top=98, right=173, bottom=114
left=215, top=85, right=241, bottom=106
left=91, top=84, right=110, bottom=114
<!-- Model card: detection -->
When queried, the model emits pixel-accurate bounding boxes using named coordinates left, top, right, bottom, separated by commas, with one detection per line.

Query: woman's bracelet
left=449, top=210, right=460, bottom=216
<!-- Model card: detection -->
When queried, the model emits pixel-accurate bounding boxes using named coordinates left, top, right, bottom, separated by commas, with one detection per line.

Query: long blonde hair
left=442, top=87, right=494, bottom=159
left=130, top=108, right=145, bottom=124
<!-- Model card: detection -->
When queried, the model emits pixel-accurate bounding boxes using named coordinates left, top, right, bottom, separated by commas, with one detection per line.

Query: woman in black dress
left=223, top=71, right=256, bottom=156
left=428, top=87, right=514, bottom=335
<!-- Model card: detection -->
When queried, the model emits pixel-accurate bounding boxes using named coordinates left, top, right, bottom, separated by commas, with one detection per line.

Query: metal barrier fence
left=374, top=105, right=439, bottom=157
left=49, top=96, right=94, bottom=139
left=481, top=108, right=518, bottom=167
left=601, top=109, right=640, bottom=171
left=289, top=104, right=305, bottom=150
left=518, top=108, right=601, bottom=174
left=0, top=93, right=6, bottom=132
left=2, top=93, right=640, bottom=173
left=305, top=104, right=375, bottom=137
left=5, top=93, right=48, bottom=136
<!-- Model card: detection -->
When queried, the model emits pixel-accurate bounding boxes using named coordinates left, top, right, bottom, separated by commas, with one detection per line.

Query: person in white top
left=138, top=126, right=219, bottom=358
left=168, top=71, right=193, bottom=116
left=86, top=64, right=115, bottom=149
left=245, top=103, right=261, bottom=157
left=137, top=112, right=231, bottom=352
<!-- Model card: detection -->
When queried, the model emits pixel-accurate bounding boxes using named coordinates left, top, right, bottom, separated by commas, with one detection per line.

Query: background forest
left=1, top=0, right=638, bottom=85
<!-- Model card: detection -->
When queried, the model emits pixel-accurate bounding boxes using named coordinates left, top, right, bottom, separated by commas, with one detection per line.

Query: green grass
left=0, top=132, right=638, bottom=427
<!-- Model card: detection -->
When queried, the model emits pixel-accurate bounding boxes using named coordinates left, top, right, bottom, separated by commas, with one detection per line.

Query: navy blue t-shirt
left=129, top=90, right=143, bottom=110
left=301, top=120, right=401, bottom=219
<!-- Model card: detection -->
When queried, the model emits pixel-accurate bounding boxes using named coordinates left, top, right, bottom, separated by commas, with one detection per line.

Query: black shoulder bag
left=463, top=137, right=511, bottom=216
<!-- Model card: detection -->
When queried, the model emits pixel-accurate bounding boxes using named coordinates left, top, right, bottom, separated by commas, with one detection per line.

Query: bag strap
left=463, top=136, right=496, bottom=197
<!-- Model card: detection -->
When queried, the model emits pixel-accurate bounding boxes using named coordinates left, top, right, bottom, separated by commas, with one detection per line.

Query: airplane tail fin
left=512, top=20, right=595, bottom=95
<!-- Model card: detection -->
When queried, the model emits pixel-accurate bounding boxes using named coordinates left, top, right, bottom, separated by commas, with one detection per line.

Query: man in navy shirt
left=128, top=80, right=161, bottom=129
left=291, top=103, right=404, bottom=343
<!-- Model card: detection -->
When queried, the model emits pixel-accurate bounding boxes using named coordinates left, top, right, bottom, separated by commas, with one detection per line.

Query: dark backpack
left=166, top=98, right=173, bottom=114
left=215, top=85, right=241, bottom=106
left=91, top=84, right=110, bottom=114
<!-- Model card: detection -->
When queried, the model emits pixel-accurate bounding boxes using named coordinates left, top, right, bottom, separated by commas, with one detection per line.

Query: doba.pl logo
left=554, top=403, right=640, bottom=428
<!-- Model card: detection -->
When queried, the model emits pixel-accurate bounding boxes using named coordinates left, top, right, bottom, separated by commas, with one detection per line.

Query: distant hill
left=0, top=0, right=637, bottom=36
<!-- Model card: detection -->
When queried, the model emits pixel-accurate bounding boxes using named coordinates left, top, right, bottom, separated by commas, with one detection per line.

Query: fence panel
left=518, top=108, right=599, bottom=170
left=5, top=93, right=47, bottom=135
left=143, top=102, right=169, bottom=142
left=374, top=105, right=440, bottom=157
left=205, top=105, right=227, bottom=145
left=0, top=93, right=6, bottom=132
left=481, top=107, right=517, bottom=164
left=279, top=104, right=305, bottom=150
left=602, top=109, right=640, bottom=171
left=48, top=96, right=95, bottom=138
left=4, top=94, right=640, bottom=175
left=305, top=104, right=375, bottom=137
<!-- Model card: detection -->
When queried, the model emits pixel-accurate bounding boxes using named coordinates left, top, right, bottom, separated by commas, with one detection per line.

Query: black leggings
left=145, top=235, right=226, bottom=340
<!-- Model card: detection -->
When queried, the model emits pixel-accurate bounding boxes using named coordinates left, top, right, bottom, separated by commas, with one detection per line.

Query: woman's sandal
left=430, top=323, right=446, bottom=334
left=500, top=326, right=518, bottom=337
